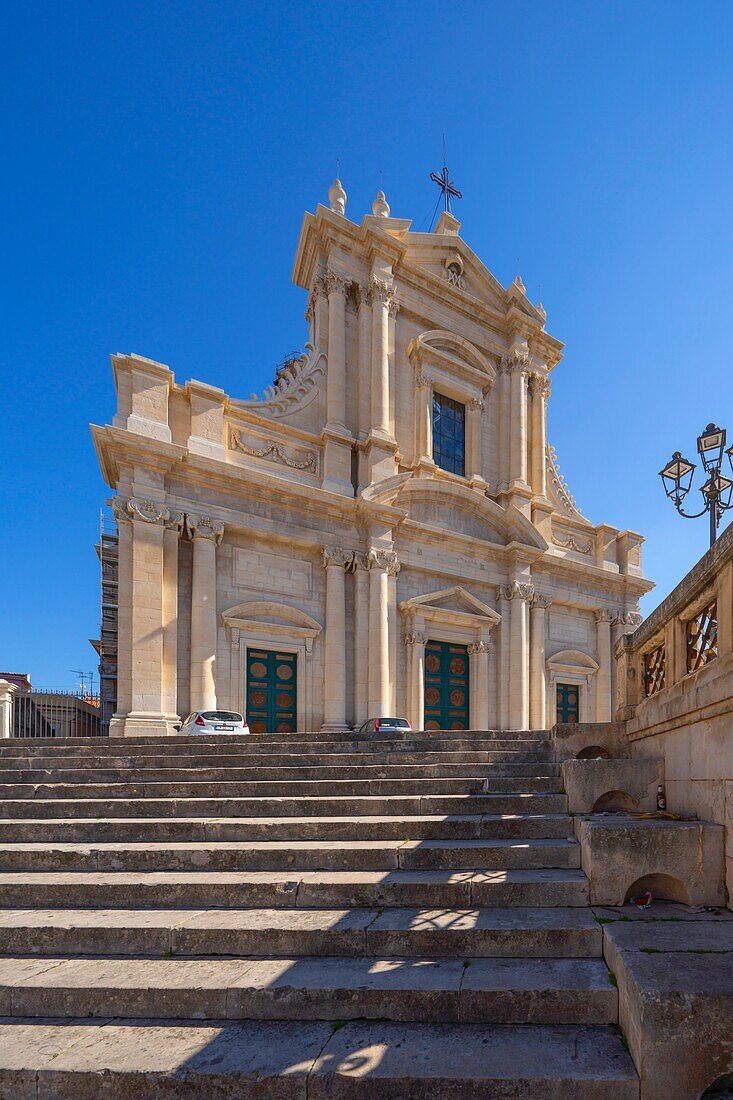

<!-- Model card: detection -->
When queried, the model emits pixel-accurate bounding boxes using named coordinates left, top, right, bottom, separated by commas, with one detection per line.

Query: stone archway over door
left=400, top=586, right=501, bottom=731
left=546, top=649, right=599, bottom=725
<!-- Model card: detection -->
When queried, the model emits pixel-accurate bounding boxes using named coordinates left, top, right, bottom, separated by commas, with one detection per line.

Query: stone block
left=604, top=920, right=733, bottom=1100
left=553, top=722, right=629, bottom=762
left=574, top=815, right=726, bottom=907
left=561, top=758, right=662, bottom=813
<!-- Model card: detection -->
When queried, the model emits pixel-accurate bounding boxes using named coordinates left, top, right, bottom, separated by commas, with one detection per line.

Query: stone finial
left=328, top=178, right=347, bottom=215
left=537, top=302, right=547, bottom=327
left=512, top=275, right=526, bottom=294
left=372, top=190, right=390, bottom=218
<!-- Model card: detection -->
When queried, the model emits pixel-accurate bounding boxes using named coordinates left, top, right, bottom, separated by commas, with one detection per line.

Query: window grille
left=432, top=392, right=465, bottom=476
left=643, top=643, right=666, bottom=697
left=686, top=599, right=718, bottom=673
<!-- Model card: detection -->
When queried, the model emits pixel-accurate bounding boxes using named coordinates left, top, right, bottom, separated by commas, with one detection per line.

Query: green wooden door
left=556, top=682, right=580, bottom=724
left=424, top=641, right=469, bottom=730
left=246, top=649, right=297, bottom=734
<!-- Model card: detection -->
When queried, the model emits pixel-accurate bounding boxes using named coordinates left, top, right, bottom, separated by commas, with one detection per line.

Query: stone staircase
left=0, top=729, right=639, bottom=1097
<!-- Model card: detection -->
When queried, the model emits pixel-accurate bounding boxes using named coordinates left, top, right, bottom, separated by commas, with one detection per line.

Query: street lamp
left=659, top=423, right=733, bottom=548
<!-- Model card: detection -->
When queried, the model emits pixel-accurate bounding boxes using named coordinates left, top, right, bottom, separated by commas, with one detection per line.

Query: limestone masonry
left=92, top=183, right=653, bottom=736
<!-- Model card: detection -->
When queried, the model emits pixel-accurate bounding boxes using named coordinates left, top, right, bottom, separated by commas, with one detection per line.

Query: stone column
left=529, top=373, right=550, bottom=499
left=0, top=681, right=17, bottom=739
left=325, top=270, right=348, bottom=432
left=388, top=568, right=399, bottom=713
left=110, top=499, right=133, bottom=733
left=367, top=549, right=397, bottom=717
left=468, top=642, right=490, bottom=730
left=189, top=516, right=223, bottom=714
left=162, top=514, right=183, bottom=723
left=405, top=632, right=427, bottom=731
left=595, top=609, right=616, bottom=722
left=498, top=367, right=511, bottom=494
left=370, top=277, right=393, bottom=438
left=355, top=286, right=372, bottom=491
left=466, top=398, right=485, bottom=481
left=122, top=498, right=171, bottom=735
left=530, top=594, right=552, bottom=730
left=498, top=588, right=511, bottom=729
left=322, top=547, right=348, bottom=731
left=509, top=361, right=529, bottom=488
left=313, top=273, right=329, bottom=352
left=415, top=368, right=433, bottom=466
left=353, top=557, right=369, bottom=726
left=504, top=581, right=533, bottom=730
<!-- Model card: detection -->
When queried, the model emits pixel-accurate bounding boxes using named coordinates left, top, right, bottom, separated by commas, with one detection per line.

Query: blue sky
left=2, top=1, right=732, bottom=689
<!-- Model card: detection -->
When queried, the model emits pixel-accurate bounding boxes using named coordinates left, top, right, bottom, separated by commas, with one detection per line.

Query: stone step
left=0, top=762, right=562, bottom=785
left=0, top=955, right=617, bottom=1025
left=0, top=868, right=590, bottom=908
left=0, top=1018, right=639, bottom=1097
left=0, top=776, right=563, bottom=800
left=0, top=812, right=574, bottom=843
left=0, top=746, right=556, bottom=769
left=0, top=837, right=581, bottom=873
left=0, top=791, right=568, bottom=819
left=0, top=906, right=603, bottom=958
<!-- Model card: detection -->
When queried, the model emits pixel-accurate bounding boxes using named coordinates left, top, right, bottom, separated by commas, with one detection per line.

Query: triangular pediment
left=400, top=585, right=501, bottom=629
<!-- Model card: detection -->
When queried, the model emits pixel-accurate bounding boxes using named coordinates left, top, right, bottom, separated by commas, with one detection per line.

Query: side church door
left=423, top=641, right=470, bottom=730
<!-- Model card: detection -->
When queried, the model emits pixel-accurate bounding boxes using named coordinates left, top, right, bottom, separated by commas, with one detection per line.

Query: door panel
left=424, top=641, right=469, bottom=730
left=556, top=682, right=580, bottom=724
left=246, top=649, right=297, bottom=734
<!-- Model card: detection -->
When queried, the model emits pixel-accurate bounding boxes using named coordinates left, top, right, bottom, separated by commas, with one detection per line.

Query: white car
left=176, top=710, right=250, bottom=735
left=357, top=717, right=412, bottom=734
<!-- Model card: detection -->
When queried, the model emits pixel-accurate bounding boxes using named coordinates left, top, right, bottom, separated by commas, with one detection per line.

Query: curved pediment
left=407, top=330, right=498, bottom=391
left=366, top=476, right=547, bottom=551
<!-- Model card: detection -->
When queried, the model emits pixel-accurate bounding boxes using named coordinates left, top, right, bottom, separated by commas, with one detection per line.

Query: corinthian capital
left=467, top=641, right=490, bottom=654
left=467, top=397, right=485, bottom=412
left=126, top=498, right=170, bottom=525
left=595, top=608, right=618, bottom=625
left=532, top=593, right=553, bottom=610
left=501, top=349, right=531, bottom=375
left=324, top=270, right=349, bottom=297
left=370, top=276, right=395, bottom=306
left=405, top=632, right=429, bottom=647
left=528, top=371, right=550, bottom=398
left=188, top=514, right=224, bottom=543
left=501, top=581, right=534, bottom=603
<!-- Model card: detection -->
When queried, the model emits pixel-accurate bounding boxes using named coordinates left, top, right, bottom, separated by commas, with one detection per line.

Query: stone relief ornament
left=405, top=632, right=429, bottom=647
left=546, top=444, right=586, bottom=520
left=235, top=342, right=326, bottom=418
left=467, top=397, right=485, bottom=412
left=230, top=430, right=318, bottom=474
left=595, top=609, right=619, bottom=624
left=551, top=530, right=592, bottom=554
left=501, top=349, right=531, bottom=375
left=467, top=641, right=490, bottom=654
left=370, top=276, right=395, bottom=306
left=528, top=371, right=551, bottom=399
left=324, top=270, right=349, bottom=297
left=532, top=593, right=553, bottom=610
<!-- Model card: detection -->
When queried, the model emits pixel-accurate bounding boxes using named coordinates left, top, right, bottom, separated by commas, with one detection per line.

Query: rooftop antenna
left=429, top=132, right=462, bottom=214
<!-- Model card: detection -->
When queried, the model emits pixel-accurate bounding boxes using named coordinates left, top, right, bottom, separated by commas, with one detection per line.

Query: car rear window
left=201, top=711, right=243, bottom=722
left=381, top=718, right=410, bottom=727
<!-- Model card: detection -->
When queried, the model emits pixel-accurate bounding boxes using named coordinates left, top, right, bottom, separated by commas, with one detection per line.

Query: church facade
left=93, top=183, right=653, bottom=737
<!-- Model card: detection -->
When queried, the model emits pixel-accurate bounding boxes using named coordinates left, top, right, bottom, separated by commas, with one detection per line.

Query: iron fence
left=13, top=689, right=104, bottom=739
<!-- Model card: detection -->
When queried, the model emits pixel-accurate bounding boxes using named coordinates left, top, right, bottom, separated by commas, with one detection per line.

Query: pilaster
left=321, top=269, right=353, bottom=497
left=404, top=632, right=428, bottom=732
left=321, top=547, right=349, bottom=731
left=468, top=641, right=490, bottom=730
left=367, top=548, right=399, bottom=717
left=502, top=581, right=534, bottom=730
left=530, top=593, right=552, bottom=730
left=189, top=515, right=224, bottom=715
left=595, top=609, right=618, bottom=722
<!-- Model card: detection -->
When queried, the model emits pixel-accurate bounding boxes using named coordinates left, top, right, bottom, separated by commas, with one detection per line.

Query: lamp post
left=659, top=423, right=733, bottom=548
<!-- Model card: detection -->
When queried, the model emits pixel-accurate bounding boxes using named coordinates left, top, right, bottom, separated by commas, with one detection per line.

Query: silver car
left=357, top=717, right=412, bottom=734
left=176, top=710, right=250, bottom=735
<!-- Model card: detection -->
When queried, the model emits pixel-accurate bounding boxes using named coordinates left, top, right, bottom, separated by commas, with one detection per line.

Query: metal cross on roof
left=430, top=138, right=462, bottom=214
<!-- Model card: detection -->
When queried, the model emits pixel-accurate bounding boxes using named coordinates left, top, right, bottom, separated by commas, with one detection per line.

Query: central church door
left=424, top=641, right=470, bottom=730
left=246, top=649, right=297, bottom=734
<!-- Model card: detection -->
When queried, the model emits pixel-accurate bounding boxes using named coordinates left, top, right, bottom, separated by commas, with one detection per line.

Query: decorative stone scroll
left=187, top=515, right=224, bottom=544
left=229, top=430, right=318, bottom=474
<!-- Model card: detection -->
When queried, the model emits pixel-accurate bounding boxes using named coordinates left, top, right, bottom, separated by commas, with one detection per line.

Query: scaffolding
left=90, top=509, right=118, bottom=736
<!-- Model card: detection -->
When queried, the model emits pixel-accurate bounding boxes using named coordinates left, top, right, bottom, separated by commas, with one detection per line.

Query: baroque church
left=93, top=180, right=652, bottom=737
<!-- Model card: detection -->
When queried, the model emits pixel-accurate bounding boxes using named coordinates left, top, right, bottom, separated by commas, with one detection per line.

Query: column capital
left=323, top=546, right=348, bottom=568
left=467, top=641, right=490, bottom=654
left=367, top=548, right=400, bottom=575
left=414, top=366, right=431, bottom=389
left=353, top=283, right=372, bottom=311
left=623, top=611, right=643, bottom=629
left=313, top=273, right=329, bottom=298
left=595, top=608, right=619, bottom=625
left=370, top=275, right=395, bottom=306
left=528, top=371, right=551, bottom=398
left=325, top=269, right=349, bottom=297
left=501, top=350, right=531, bottom=375
left=467, top=397, right=485, bottom=412
left=501, top=581, right=534, bottom=603
left=188, top=515, right=224, bottom=544
left=123, top=498, right=171, bottom=526
left=531, top=592, right=553, bottom=610
left=405, top=632, right=429, bottom=647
